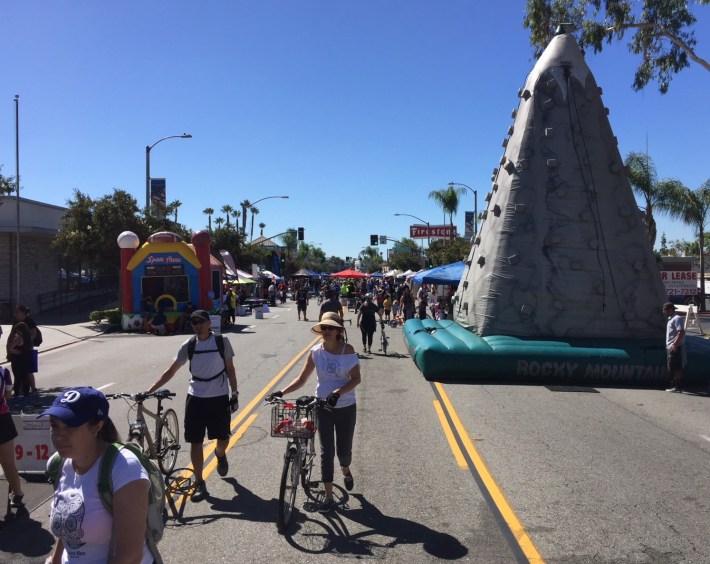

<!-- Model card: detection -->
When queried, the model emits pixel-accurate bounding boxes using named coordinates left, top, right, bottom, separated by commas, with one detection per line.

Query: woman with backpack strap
left=13, top=306, right=39, bottom=394
left=41, top=387, right=154, bottom=564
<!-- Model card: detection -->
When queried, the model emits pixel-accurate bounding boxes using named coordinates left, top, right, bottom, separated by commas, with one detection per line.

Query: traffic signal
left=297, top=227, right=304, bottom=241
left=370, top=234, right=378, bottom=245
left=280, top=254, right=286, bottom=265
left=427, top=257, right=433, bottom=268
left=346, top=256, right=351, bottom=262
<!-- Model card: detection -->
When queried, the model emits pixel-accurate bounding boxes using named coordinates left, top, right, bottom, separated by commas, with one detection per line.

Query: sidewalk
left=1, top=314, right=116, bottom=541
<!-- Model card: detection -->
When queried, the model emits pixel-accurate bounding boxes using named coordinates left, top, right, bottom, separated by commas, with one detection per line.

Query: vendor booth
left=118, top=230, right=224, bottom=332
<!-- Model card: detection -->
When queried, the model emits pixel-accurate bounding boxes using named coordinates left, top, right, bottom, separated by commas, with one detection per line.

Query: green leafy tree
left=53, top=189, right=144, bottom=277
left=524, top=0, right=710, bottom=93
left=221, top=205, right=235, bottom=228
left=211, top=225, right=243, bottom=258
left=168, top=199, right=182, bottom=223
left=259, top=222, right=266, bottom=237
left=625, top=151, right=685, bottom=247
left=359, top=246, right=384, bottom=273
left=203, top=207, right=214, bottom=232
left=0, top=167, right=16, bottom=196
left=427, top=238, right=471, bottom=267
left=429, top=185, right=465, bottom=239
left=214, top=217, right=225, bottom=229
left=665, top=179, right=710, bottom=305
left=237, top=243, right=269, bottom=272
left=385, top=238, right=424, bottom=272
left=249, top=206, right=260, bottom=240
left=280, top=228, right=298, bottom=259
left=239, top=200, right=251, bottom=235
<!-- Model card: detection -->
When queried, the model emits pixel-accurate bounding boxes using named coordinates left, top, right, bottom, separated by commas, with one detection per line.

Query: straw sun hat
left=311, top=312, right=345, bottom=335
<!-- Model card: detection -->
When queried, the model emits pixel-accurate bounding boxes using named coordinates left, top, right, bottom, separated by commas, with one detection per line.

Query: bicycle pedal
left=169, top=444, right=181, bottom=451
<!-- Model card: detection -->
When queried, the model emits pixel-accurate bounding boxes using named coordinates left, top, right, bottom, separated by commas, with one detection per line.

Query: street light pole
left=14, top=95, right=21, bottom=309
left=448, top=181, right=477, bottom=237
left=394, top=213, right=430, bottom=247
left=245, top=195, right=289, bottom=240
left=145, top=133, right=192, bottom=210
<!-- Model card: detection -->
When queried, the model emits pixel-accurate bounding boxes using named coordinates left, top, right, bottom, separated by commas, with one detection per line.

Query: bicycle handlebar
left=106, top=389, right=176, bottom=402
left=266, top=395, right=325, bottom=409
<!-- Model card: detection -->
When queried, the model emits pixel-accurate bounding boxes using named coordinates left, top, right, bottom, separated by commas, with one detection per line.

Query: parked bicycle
left=267, top=395, right=325, bottom=532
left=106, top=389, right=180, bottom=475
left=379, top=320, right=389, bottom=355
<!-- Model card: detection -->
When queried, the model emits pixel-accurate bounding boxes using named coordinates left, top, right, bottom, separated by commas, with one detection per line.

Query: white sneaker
left=665, top=387, right=682, bottom=393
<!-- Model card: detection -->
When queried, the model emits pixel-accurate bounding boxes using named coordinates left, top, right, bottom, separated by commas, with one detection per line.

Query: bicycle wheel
left=157, top=408, right=180, bottom=475
left=300, top=438, right=315, bottom=490
left=278, top=445, right=301, bottom=531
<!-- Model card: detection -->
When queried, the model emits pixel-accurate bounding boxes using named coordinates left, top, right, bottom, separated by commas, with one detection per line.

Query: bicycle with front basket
left=106, top=389, right=181, bottom=475
left=267, top=395, right=325, bottom=531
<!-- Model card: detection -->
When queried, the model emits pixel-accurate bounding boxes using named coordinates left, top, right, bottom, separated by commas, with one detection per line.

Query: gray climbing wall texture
left=453, top=33, right=667, bottom=339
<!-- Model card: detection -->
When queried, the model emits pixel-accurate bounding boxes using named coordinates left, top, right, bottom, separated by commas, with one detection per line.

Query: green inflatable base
left=402, top=319, right=710, bottom=386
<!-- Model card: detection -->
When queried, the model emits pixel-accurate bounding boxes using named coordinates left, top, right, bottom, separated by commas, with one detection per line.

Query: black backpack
left=33, top=327, right=43, bottom=347
left=186, top=334, right=227, bottom=382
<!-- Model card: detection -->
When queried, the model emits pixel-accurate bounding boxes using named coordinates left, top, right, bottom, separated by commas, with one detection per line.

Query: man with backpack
left=147, top=310, right=239, bottom=501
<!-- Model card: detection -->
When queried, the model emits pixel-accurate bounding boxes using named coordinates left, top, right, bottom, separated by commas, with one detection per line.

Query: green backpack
left=47, top=442, right=166, bottom=564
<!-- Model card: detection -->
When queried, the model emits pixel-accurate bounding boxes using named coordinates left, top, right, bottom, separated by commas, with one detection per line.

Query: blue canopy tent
left=369, top=271, right=384, bottom=278
left=412, top=261, right=465, bottom=285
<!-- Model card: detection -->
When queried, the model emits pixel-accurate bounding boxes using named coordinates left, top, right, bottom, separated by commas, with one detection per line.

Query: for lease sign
left=661, top=270, right=698, bottom=295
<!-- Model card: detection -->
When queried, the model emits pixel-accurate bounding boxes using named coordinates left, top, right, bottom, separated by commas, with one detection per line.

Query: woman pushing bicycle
left=266, top=312, right=361, bottom=513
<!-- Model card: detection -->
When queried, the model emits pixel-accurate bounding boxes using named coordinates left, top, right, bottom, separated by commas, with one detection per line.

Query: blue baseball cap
left=39, top=387, right=109, bottom=427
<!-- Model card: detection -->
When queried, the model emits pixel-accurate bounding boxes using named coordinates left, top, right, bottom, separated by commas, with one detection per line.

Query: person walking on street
left=147, top=310, right=239, bottom=501
left=266, top=313, right=361, bottom=513
left=13, top=306, right=38, bottom=394
left=400, top=286, right=415, bottom=321
left=296, top=283, right=310, bottom=321
left=664, top=302, right=686, bottom=393
left=6, top=322, right=33, bottom=397
left=41, top=387, right=151, bottom=563
left=0, top=365, right=24, bottom=509
left=357, top=294, right=382, bottom=354
left=319, top=291, right=344, bottom=321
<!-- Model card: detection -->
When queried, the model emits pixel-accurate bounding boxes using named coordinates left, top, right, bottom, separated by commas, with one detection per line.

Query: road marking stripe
left=96, top=383, right=114, bottom=391
left=434, top=382, right=545, bottom=564
left=433, top=399, right=467, bottom=468
left=700, top=435, right=710, bottom=443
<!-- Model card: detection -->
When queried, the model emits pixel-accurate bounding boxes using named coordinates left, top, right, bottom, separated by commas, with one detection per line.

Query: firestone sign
left=409, top=224, right=457, bottom=239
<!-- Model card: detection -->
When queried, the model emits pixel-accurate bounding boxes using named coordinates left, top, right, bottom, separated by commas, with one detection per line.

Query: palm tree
left=169, top=199, right=182, bottom=223
left=203, top=207, right=214, bottom=232
left=665, top=180, right=710, bottom=309
left=214, top=217, right=225, bottom=229
left=249, top=206, right=260, bottom=240
left=240, top=199, right=251, bottom=235
left=221, top=205, right=234, bottom=228
left=259, top=222, right=266, bottom=237
left=626, top=152, right=685, bottom=247
left=428, top=186, right=465, bottom=239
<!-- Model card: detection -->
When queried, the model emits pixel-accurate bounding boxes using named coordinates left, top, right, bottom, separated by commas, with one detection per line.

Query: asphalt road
left=2, top=304, right=710, bottom=563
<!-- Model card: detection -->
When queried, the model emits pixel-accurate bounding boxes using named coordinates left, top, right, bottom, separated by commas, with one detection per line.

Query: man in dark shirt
left=319, top=291, right=344, bottom=321
left=296, top=284, right=309, bottom=321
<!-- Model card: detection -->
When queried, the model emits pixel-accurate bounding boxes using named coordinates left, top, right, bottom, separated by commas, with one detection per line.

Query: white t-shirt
left=312, top=344, right=360, bottom=407
left=49, top=448, right=151, bottom=563
left=174, top=333, right=235, bottom=398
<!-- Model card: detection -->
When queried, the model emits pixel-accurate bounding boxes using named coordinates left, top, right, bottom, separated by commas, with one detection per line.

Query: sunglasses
left=191, top=319, right=207, bottom=325
left=321, top=326, right=340, bottom=332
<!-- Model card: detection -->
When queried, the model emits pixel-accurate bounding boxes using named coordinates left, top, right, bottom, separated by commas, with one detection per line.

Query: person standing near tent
left=400, top=286, right=415, bottom=321
left=663, top=302, right=686, bottom=393
left=296, top=282, right=310, bottom=321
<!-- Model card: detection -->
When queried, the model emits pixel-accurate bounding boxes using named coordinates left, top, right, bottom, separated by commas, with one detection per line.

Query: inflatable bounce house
left=118, top=230, right=224, bottom=332
left=403, top=29, right=710, bottom=386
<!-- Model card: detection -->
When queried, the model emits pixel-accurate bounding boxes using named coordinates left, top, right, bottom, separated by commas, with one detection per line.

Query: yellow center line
left=434, top=382, right=545, bottom=564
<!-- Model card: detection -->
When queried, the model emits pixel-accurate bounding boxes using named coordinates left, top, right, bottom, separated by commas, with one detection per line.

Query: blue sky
left=2, top=1, right=708, bottom=261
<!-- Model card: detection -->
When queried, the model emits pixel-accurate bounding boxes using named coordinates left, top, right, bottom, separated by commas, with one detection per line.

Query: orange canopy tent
left=330, top=268, right=369, bottom=279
